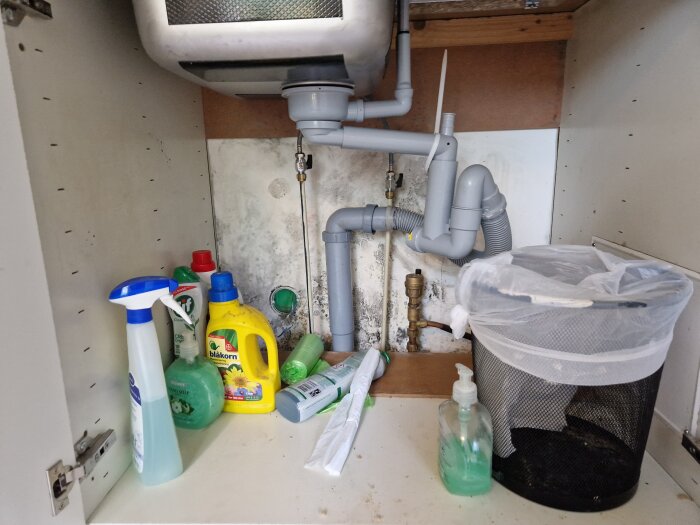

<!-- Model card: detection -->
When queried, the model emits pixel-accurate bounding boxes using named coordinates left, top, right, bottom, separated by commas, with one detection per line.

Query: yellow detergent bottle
left=205, top=271, right=280, bottom=414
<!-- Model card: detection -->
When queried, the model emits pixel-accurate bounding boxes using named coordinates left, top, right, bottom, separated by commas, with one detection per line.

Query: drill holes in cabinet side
left=4, top=0, right=215, bottom=516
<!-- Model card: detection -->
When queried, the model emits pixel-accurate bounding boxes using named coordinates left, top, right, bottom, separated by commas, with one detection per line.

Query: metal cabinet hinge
left=1, top=0, right=51, bottom=27
left=45, top=429, right=116, bottom=516
left=681, top=429, right=700, bottom=464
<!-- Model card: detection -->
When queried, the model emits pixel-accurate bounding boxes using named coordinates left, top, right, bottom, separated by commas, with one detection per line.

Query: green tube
left=281, top=333, right=324, bottom=385
left=309, top=358, right=330, bottom=375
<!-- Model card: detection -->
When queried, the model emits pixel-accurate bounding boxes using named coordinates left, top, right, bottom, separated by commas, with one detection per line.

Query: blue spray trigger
left=109, top=276, right=190, bottom=324
left=109, top=276, right=176, bottom=300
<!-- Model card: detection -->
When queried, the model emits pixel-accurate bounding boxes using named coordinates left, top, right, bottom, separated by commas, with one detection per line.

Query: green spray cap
left=173, top=266, right=200, bottom=284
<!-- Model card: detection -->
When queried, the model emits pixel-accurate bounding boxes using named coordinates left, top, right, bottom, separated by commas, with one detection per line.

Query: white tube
left=433, top=50, right=448, bottom=134
left=275, top=352, right=386, bottom=422
left=300, top=180, right=314, bottom=333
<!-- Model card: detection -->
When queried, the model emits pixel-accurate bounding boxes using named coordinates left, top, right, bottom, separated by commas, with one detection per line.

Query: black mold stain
left=395, top=327, right=408, bottom=349
left=427, top=280, right=445, bottom=302
left=313, top=275, right=329, bottom=320
left=353, top=286, right=383, bottom=348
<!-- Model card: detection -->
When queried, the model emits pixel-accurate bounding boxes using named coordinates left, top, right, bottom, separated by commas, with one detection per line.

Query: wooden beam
left=282, top=350, right=473, bottom=398
left=402, top=13, right=574, bottom=48
left=409, top=0, right=590, bottom=20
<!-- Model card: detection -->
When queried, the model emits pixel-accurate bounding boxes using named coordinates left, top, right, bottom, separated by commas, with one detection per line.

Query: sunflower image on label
left=206, top=329, right=262, bottom=402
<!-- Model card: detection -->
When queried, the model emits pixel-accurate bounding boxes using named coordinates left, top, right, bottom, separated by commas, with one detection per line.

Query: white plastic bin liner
left=452, top=245, right=692, bottom=386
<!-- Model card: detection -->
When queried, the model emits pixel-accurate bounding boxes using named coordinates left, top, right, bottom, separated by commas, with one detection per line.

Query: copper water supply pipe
left=404, top=269, right=473, bottom=352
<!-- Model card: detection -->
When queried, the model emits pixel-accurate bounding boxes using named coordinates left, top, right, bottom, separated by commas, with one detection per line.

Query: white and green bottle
left=438, top=364, right=493, bottom=495
left=170, top=266, right=205, bottom=357
left=109, top=276, right=192, bottom=486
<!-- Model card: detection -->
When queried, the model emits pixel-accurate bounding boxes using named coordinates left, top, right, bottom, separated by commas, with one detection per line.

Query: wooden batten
left=400, top=13, right=574, bottom=48
left=409, top=0, right=589, bottom=20
left=281, top=350, right=474, bottom=398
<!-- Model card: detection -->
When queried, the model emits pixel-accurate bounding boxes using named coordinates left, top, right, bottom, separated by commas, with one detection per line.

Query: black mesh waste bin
left=452, top=245, right=692, bottom=512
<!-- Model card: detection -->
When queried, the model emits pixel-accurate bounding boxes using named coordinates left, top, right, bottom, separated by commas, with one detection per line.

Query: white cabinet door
left=0, top=22, right=85, bottom=525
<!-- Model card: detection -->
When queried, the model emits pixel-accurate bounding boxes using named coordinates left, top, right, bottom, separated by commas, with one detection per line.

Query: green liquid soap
left=438, top=364, right=493, bottom=496
left=439, top=435, right=492, bottom=495
left=139, top=396, right=183, bottom=485
left=165, top=332, right=224, bottom=429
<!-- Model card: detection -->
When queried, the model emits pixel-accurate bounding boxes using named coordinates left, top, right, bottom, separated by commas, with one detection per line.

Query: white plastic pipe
left=434, top=50, right=448, bottom=134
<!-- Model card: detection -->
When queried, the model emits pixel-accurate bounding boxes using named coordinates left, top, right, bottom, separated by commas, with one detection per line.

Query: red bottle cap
left=190, top=250, right=216, bottom=272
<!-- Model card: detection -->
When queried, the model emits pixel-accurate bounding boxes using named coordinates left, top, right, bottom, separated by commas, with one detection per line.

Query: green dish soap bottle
left=165, top=331, right=224, bottom=429
left=439, top=364, right=493, bottom=496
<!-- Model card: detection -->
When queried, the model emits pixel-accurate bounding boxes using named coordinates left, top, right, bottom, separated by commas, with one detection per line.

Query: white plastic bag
left=305, top=349, right=383, bottom=476
left=451, top=245, right=692, bottom=386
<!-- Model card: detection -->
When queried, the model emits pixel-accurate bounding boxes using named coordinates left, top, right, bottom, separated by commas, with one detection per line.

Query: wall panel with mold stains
left=209, top=129, right=557, bottom=352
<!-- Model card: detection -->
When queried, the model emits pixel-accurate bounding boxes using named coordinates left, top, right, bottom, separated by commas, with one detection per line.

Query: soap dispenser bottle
left=165, top=331, right=224, bottom=429
left=438, top=363, right=493, bottom=495
left=109, top=276, right=192, bottom=486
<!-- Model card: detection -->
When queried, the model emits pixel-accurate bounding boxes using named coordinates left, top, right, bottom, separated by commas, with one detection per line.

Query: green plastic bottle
left=165, top=331, right=224, bottom=429
left=438, top=364, right=493, bottom=496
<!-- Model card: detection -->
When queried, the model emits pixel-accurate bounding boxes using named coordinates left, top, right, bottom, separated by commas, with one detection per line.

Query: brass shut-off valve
left=405, top=269, right=424, bottom=352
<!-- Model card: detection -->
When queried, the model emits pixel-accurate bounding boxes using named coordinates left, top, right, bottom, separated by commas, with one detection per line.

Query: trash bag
left=451, top=245, right=692, bottom=386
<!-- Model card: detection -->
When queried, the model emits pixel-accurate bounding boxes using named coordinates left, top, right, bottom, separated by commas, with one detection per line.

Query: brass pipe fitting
left=405, top=269, right=424, bottom=352
left=295, top=152, right=307, bottom=182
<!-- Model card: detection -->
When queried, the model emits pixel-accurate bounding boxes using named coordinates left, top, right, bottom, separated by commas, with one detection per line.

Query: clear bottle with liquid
left=165, top=331, right=224, bottom=429
left=438, top=364, right=493, bottom=496
left=109, top=276, right=190, bottom=486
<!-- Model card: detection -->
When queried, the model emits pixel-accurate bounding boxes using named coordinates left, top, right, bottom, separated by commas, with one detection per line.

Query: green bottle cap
left=272, top=287, right=298, bottom=314
left=173, top=266, right=201, bottom=284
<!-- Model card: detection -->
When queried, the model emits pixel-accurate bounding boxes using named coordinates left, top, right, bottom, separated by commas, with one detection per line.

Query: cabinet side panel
left=552, top=0, right=700, bottom=500
left=3, top=0, right=215, bottom=517
left=0, top=21, right=85, bottom=525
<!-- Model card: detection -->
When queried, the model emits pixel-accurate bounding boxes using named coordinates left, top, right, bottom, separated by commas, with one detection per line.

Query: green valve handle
left=281, top=333, right=324, bottom=385
left=271, top=287, right=298, bottom=315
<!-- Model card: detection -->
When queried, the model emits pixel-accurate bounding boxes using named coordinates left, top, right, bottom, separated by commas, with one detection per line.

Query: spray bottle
left=109, top=276, right=192, bottom=486
left=438, top=364, right=493, bottom=496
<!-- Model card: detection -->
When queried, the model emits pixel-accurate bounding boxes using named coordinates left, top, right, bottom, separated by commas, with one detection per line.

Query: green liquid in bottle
left=439, top=435, right=492, bottom=496
left=166, top=356, right=224, bottom=429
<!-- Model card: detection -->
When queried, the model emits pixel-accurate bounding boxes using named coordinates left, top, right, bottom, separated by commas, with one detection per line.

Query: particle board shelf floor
left=90, top=398, right=699, bottom=525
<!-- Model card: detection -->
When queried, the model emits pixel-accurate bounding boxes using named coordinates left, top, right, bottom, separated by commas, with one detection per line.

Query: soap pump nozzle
left=453, top=363, right=477, bottom=408
left=178, top=330, right=199, bottom=363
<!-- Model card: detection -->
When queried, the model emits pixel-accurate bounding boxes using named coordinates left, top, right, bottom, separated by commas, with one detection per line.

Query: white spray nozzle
left=109, top=277, right=193, bottom=325
left=453, top=363, right=477, bottom=407
left=160, top=294, right=192, bottom=325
